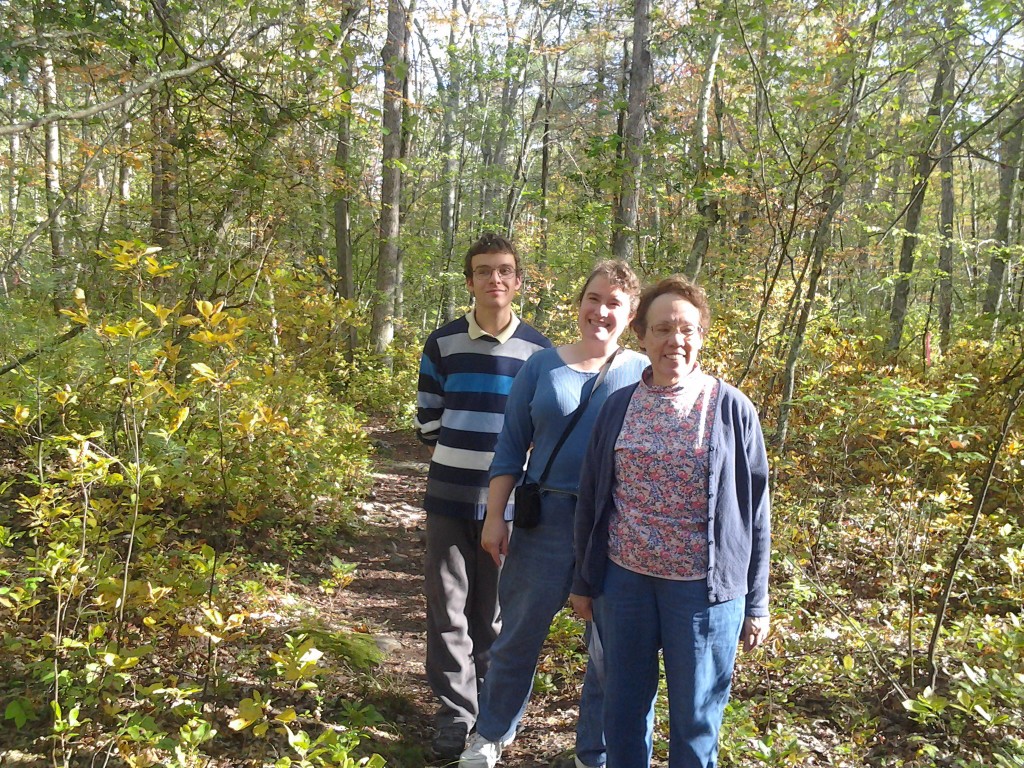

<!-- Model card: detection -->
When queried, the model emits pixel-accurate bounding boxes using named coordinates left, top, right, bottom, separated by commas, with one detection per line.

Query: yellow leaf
left=196, top=300, right=215, bottom=320
left=144, top=256, right=180, bottom=278
left=189, top=330, right=219, bottom=346
left=190, top=363, right=216, bottom=380
left=274, top=707, right=297, bottom=723
left=228, top=696, right=266, bottom=731
left=843, top=655, right=854, bottom=670
left=142, top=301, right=181, bottom=327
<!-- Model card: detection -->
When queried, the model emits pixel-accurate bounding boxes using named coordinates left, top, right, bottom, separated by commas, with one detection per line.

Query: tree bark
left=40, top=51, right=66, bottom=300
left=887, top=49, right=952, bottom=352
left=611, top=0, right=652, bottom=262
left=118, top=119, right=134, bottom=230
left=150, top=86, right=179, bottom=249
left=938, top=129, right=954, bottom=354
left=535, top=52, right=554, bottom=326
left=370, top=0, right=408, bottom=359
left=981, top=64, right=1024, bottom=321
left=439, top=0, right=460, bottom=324
left=686, top=21, right=724, bottom=278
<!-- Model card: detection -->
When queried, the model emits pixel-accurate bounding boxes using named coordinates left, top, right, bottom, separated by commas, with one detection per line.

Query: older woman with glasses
left=570, top=276, right=771, bottom=768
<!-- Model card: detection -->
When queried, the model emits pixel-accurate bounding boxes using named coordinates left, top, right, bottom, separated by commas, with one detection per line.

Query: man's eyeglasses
left=649, top=324, right=703, bottom=340
left=471, top=265, right=518, bottom=280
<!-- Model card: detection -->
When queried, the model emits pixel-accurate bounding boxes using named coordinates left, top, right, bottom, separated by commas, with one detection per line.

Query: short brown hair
left=631, top=276, right=711, bottom=336
left=577, top=260, right=642, bottom=312
left=463, top=232, right=521, bottom=277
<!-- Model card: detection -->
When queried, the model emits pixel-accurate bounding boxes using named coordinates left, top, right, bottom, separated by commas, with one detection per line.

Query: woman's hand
left=570, top=593, right=593, bottom=621
left=481, top=513, right=511, bottom=567
left=742, top=615, right=770, bottom=652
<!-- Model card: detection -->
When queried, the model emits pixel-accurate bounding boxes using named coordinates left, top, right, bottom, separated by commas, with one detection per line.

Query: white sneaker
left=459, top=732, right=504, bottom=768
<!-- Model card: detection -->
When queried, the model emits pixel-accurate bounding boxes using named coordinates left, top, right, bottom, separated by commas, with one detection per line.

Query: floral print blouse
left=608, top=367, right=720, bottom=580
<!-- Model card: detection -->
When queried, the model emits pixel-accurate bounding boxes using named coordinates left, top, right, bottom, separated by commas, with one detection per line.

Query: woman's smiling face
left=577, top=275, right=633, bottom=345
left=640, top=293, right=704, bottom=387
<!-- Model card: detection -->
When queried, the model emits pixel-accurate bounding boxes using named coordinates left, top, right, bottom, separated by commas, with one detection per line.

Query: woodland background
left=1, top=0, right=1023, bottom=764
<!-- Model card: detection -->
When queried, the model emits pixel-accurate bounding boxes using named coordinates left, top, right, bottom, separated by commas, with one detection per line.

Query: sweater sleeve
left=743, top=401, right=771, bottom=617
left=488, top=353, right=541, bottom=480
left=414, top=334, right=444, bottom=446
left=572, top=414, right=605, bottom=597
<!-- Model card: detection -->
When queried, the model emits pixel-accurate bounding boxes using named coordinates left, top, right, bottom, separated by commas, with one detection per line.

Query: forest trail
left=350, top=424, right=584, bottom=768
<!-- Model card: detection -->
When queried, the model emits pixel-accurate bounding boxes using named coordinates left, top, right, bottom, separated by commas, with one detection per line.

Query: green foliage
left=0, top=244, right=386, bottom=765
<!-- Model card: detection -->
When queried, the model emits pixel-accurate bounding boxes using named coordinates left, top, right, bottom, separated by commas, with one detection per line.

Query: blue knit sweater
left=489, top=347, right=648, bottom=496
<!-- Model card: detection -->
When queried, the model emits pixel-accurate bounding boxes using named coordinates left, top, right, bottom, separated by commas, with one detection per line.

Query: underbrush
left=0, top=242, right=389, bottom=766
left=716, top=334, right=1024, bottom=766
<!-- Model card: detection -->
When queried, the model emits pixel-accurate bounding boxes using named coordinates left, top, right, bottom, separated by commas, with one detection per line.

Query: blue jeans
left=594, top=562, right=744, bottom=768
left=475, top=491, right=606, bottom=767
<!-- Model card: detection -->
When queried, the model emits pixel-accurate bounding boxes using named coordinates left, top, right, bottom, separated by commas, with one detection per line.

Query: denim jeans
left=594, top=562, right=744, bottom=768
left=475, top=491, right=606, bottom=767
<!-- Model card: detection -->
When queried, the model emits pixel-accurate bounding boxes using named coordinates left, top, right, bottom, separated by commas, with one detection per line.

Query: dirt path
left=346, top=425, right=585, bottom=768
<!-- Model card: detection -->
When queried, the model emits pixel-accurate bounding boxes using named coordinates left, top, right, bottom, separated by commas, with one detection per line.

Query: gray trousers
left=424, top=512, right=502, bottom=730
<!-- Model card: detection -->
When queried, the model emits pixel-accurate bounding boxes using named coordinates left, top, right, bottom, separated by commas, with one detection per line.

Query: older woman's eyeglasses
left=649, top=324, right=703, bottom=340
left=472, top=265, right=517, bottom=280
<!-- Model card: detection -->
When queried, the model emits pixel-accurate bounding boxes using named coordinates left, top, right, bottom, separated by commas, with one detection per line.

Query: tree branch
left=0, top=20, right=279, bottom=138
left=0, top=325, right=85, bottom=378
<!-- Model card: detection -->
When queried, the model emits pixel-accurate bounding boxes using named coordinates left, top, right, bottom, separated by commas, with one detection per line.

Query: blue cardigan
left=572, top=379, right=771, bottom=617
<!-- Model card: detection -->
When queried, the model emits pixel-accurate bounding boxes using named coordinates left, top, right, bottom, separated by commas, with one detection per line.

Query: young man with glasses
left=415, top=232, right=551, bottom=761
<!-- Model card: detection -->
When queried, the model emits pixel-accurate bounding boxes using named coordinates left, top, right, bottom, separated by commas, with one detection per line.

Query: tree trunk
left=40, top=51, right=66, bottom=304
left=737, top=25, right=769, bottom=243
left=886, top=50, right=951, bottom=352
left=611, top=0, right=652, bottom=262
left=685, top=21, right=724, bottom=278
left=439, top=0, right=460, bottom=325
left=937, top=37, right=958, bottom=353
left=535, top=53, right=554, bottom=326
left=334, top=63, right=358, bottom=363
left=150, top=87, right=179, bottom=249
left=938, top=130, right=954, bottom=353
left=981, top=64, right=1024, bottom=321
left=118, top=119, right=134, bottom=230
left=370, top=0, right=407, bottom=359
left=7, top=91, right=23, bottom=233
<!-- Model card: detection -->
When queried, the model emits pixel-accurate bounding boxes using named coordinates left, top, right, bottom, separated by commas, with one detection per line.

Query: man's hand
left=742, top=615, right=770, bottom=652
left=481, top=514, right=511, bottom=567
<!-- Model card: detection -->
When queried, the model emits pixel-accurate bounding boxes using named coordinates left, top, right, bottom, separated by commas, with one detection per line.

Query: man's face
left=466, top=251, right=522, bottom=311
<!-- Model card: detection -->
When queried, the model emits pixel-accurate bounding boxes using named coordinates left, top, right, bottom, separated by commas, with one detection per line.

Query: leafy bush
left=0, top=241, right=383, bottom=765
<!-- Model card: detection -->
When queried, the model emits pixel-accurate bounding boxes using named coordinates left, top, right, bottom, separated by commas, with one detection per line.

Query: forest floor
left=347, top=423, right=586, bottom=768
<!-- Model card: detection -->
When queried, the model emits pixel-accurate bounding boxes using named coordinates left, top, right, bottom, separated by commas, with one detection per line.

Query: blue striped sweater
left=415, top=311, right=551, bottom=520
